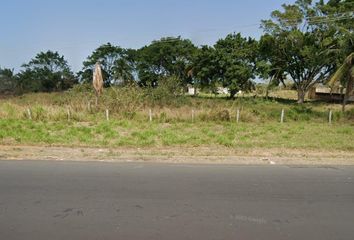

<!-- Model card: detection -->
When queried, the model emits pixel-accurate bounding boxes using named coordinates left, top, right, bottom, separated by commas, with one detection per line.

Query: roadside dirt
left=1, top=145, right=354, bottom=165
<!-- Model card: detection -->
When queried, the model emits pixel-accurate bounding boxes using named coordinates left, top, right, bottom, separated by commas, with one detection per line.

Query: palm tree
left=328, top=53, right=354, bottom=112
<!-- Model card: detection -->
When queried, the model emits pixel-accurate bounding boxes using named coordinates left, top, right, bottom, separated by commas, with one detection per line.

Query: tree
left=318, top=0, right=354, bottom=33
left=258, top=35, right=288, bottom=98
left=113, top=49, right=137, bottom=85
left=214, top=33, right=257, bottom=98
left=328, top=52, right=354, bottom=111
left=0, top=68, right=16, bottom=93
left=316, top=1, right=354, bottom=111
left=191, top=33, right=258, bottom=98
left=317, top=1, right=354, bottom=60
left=262, top=0, right=339, bottom=103
left=190, top=46, right=219, bottom=93
left=17, top=51, right=77, bottom=93
left=80, top=43, right=135, bottom=87
left=137, top=37, right=197, bottom=87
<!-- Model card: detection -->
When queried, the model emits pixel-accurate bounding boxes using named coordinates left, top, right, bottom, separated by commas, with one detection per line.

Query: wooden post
left=236, top=109, right=240, bottom=123
left=192, top=109, right=195, bottom=122
left=329, top=110, right=333, bottom=124
left=26, top=108, right=32, bottom=120
left=280, top=109, right=285, bottom=123
left=105, top=109, right=109, bottom=121
left=149, top=109, right=152, bottom=122
left=67, top=108, right=71, bottom=121
left=87, top=101, right=91, bottom=112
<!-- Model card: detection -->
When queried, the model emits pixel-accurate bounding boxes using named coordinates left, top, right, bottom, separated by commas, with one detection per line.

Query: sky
left=0, top=0, right=293, bottom=72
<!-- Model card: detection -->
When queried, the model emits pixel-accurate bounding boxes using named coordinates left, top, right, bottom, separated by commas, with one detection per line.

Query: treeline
left=0, top=0, right=353, bottom=103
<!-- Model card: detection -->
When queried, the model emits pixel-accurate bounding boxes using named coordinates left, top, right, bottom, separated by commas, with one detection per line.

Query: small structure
left=186, top=86, right=239, bottom=96
left=187, top=85, right=199, bottom=95
left=308, top=85, right=341, bottom=101
left=216, top=87, right=229, bottom=95
left=93, top=62, right=104, bottom=106
left=308, top=85, right=354, bottom=102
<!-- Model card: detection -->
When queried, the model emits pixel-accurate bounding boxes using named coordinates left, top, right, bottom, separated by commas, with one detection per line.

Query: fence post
left=67, top=108, right=71, bottom=121
left=329, top=110, right=333, bottom=124
left=105, top=109, right=109, bottom=121
left=26, top=108, right=32, bottom=120
left=149, top=109, right=152, bottom=122
left=192, top=109, right=195, bottom=122
left=87, top=101, right=91, bottom=112
left=236, top=109, right=240, bottom=123
left=280, top=109, right=285, bottom=123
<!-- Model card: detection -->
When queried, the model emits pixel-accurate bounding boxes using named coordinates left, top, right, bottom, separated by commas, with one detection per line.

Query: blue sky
left=0, top=0, right=293, bottom=72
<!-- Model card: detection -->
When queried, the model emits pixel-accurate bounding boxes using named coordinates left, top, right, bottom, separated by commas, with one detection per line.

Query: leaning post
left=280, top=109, right=285, bottom=123
left=105, top=109, right=109, bottom=121
left=149, top=109, right=152, bottom=122
left=26, top=108, right=32, bottom=120
left=236, top=109, right=240, bottom=123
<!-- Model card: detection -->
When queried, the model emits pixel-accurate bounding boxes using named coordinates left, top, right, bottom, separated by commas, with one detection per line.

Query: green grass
left=0, top=89, right=353, bottom=151
left=1, top=95, right=353, bottom=123
left=0, top=119, right=353, bottom=151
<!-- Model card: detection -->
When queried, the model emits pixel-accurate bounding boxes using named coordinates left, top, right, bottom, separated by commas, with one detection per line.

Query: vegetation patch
left=0, top=118, right=353, bottom=151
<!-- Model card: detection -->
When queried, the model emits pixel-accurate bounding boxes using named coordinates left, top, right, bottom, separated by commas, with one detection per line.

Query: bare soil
left=1, top=145, right=354, bottom=165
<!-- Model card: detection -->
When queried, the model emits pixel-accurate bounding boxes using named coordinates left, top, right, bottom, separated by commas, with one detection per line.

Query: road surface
left=0, top=160, right=353, bottom=240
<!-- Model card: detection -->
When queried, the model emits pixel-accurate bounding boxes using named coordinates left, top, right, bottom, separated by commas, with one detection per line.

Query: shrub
left=213, top=109, right=231, bottom=121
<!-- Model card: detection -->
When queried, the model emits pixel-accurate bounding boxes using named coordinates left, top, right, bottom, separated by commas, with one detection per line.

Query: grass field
left=0, top=120, right=353, bottom=151
left=0, top=87, right=353, bottom=152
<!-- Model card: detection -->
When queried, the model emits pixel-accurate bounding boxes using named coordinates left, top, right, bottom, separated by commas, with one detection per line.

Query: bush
left=213, top=109, right=231, bottom=121
left=145, top=76, right=186, bottom=106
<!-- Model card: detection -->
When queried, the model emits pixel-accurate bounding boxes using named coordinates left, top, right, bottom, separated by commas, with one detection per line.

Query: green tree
left=258, top=34, right=288, bottom=98
left=318, top=0, right=354, bottom=74
left=262, top=0, right=339, bottom=103
left=214, top=33, right=258, bottom=98
left=113, top=49, right=137, bottom=86
left=191, top=34, right=258, bottom=98
left=17, top=51, right=77, bottom=93
left=190, top=46, right=219, bottom=93
left=0, top=67, right=16, bottom=93
left=137, top=37, right=197, bottom=87
left=80, top=43, right=135, bottom=87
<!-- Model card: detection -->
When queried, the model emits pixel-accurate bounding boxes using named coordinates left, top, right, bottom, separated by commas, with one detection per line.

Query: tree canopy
left=17, top=51, right=77, bottom=93
left=261, top=0, right=344, bottom=103
left=214, top=33, right=258, bottom=98
left=191, top=33, right=258, bottom=98
left=80, top=43, right=136, bottom=87
left=137, top=37, right=197, bottom=87
left=0, top=68, right=16, bottom=93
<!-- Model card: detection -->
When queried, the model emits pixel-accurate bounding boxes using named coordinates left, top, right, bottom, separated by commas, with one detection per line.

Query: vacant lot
left=0, top=120, right=353, bottom=151
left=0, top=88, right=353, bottom=163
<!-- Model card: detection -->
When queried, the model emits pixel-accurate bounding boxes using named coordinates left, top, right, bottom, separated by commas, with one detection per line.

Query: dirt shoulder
left=1, top=145, right=354, bottom=165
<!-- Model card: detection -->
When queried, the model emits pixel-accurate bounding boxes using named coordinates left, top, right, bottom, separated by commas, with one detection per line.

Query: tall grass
left=1, top=85, right=353, bottom=150
left=0, top=84, right=353, bottom=123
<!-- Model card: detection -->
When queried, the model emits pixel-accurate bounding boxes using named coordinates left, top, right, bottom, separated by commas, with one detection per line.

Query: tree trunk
left=297, top=88, right=306, bottom=104
left=265, top=76, right=274, bottom=99
left=342, top=76, right=353, bottom=112
left=265, top=79, right=270, bottom=99
left=229, top=89, right=237, bottom=99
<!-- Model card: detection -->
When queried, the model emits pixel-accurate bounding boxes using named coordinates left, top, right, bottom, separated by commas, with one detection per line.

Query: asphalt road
left=0, top=161, right=353, bottom=240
